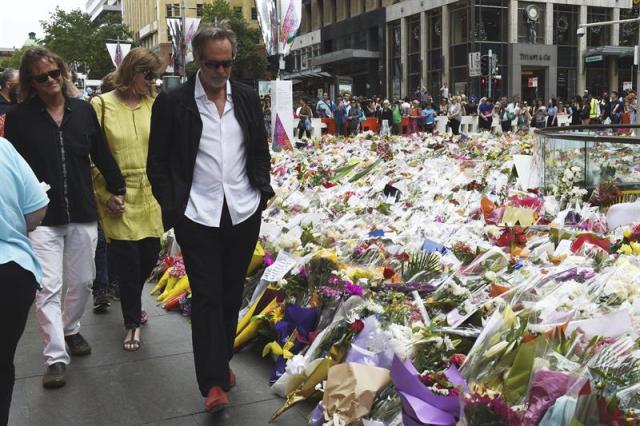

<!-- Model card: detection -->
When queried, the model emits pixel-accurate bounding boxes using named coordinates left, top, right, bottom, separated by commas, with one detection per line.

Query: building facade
left=121, top=0, right=257, bottom=52
left=86, top=0, right=122, bottom=23
left=289, top=0, right=638, bottom=103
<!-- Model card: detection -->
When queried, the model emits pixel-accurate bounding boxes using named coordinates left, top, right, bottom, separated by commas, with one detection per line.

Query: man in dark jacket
left=147, top=24, right=273, bottom=413
left=4, top=47, right=125, bottom=389
left=0, top=68, right=18, bottom=137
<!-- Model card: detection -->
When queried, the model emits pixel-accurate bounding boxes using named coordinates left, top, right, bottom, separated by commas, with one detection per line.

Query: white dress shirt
left=185, top=72, right=260, bottom=227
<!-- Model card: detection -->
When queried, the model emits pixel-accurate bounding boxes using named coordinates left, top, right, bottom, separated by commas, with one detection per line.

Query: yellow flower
left=624, top=229, right=632, bottom=239
left=619, top=244, right=633, bottom=255
left=313, top=248, right=338, bottom=263
left=631, top=242, right=640, bottom=255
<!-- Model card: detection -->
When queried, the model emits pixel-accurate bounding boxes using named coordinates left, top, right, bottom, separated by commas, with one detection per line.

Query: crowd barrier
left=293, top=113, right=575, bottom=137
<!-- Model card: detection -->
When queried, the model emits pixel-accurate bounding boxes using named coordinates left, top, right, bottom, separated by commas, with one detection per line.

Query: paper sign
left=501, top=206, right=535, bottom=226
left=528, top=77, right=538, bottom=88
left=261, top=251, right=299, bottom=282
left=624, top=81, right=633, bottom=91
left=513, top=154, right=539, bottom=190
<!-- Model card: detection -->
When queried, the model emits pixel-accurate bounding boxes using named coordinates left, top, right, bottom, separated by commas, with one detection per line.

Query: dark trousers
left=174, top=202, right=261, bottom=396
left=449, top=118, right=461, bottom=135
left=93, top=225, right=109, bottom=295
left=0, top=262, right=36, bottom=426
left=109, top=238, right=161, bottom=329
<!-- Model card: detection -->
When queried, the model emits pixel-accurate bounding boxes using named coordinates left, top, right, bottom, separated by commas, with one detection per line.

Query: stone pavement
left=9, top=289, right=311, bottom=426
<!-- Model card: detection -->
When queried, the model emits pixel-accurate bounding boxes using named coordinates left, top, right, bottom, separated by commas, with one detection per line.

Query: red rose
left=322, top=181, right=337, bottom=188
left=351, top=319, right=365, bottom=333
left=449, top=353, right=466, bottom=368
left=383, top=266, right=395, bottom=279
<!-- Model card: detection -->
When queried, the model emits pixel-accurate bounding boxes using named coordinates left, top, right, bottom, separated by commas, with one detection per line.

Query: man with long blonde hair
left=4, top=47, right=125, bottom=389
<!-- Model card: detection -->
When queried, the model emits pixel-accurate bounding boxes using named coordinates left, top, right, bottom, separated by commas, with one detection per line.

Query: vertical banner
left=278, top=0, right=302, bottom=56
left=106, top=41, right=131, bottom=67
left=270, top=80, right=293, bottom=151
left=184, top=17, right=201, bottom=63
left=255, top=0, right=302, bottom=56
left=167, top=18, right=184, bottom=75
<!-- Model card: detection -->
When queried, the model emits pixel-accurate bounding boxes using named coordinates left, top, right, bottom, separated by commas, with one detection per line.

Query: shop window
left=518, top=2, right=544, bottom=44
left=474, top=2, right=507, bottom=42
left=553, top=4, right=578, bottom=46
left=429, top=11, right=442, bottom=49
left=234, top=7, right=242, bottom=18
left=587, top=7, right=611, bottom=47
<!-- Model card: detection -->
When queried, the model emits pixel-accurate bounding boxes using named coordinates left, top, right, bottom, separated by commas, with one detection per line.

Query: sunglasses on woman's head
left=33, top=69, right=62, bottom=83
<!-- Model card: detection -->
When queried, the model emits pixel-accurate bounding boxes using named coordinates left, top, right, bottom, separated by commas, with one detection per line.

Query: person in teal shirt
left=422, top=102, right=436, bottom=133
left=0, top=137, right=48, bottom=425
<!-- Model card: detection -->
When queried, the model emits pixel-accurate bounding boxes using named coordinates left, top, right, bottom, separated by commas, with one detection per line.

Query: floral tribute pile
left=152, top=131, right=640, bottom=425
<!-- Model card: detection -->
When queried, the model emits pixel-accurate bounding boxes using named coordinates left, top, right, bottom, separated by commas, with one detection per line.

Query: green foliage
left=402, top=252, right=441, bottom=282
left=40, top=8, right=134, bottom=79
left=200, top=1, right=268, bottom=81
left=0, top=47, right=31, bottom=69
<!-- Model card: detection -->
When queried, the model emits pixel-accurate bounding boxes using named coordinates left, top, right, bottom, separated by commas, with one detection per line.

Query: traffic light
left=481, top=56, right=489, bottom=76
left=481, top=77, right=486, bottom=85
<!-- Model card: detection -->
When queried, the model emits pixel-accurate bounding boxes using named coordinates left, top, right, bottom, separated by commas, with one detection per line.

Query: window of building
left=330, top=0, right=337, bottom=23
left=587, top=7, right=611, bottom=47
left=407, top=16, right=421, bottom=95
left=474, top=0, right=507, bottom=43
left=429, top=10, right=442, bottom=50
left=318, top=0, right=324, bottom=27
left=450, top=4, right=469, bottom=45
left=518, top=2, right=544, bottom=44
left=196, top=3, right=203, bottom=17
left=166, top=3, right=180, bottom=17
left=234, top=7, right=242, bottom=18
left=251, top=7, right=257, bottom=20
left=426, top=10, right=442, bottom=98
left=553, top=5, right=578, bottom=46
left=390, top=21, right=401, bottom=99
left=620, top=5, right=639, bottom=46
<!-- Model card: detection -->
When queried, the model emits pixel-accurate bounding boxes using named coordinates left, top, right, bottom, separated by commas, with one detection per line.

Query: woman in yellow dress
left=91, top=48, right=164, bottom=351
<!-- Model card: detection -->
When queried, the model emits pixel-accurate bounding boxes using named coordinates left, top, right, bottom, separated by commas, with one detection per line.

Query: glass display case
left=534, top=126, right=640, bottom=192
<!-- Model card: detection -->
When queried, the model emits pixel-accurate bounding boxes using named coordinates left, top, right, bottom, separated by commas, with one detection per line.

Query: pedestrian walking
left=147, top=24, right=273, bottom=413
left=91, top=48, right=164, bottom=351
left=4, top=47, right=125, bottom=389
left=0, top=137, right=48, bottom=425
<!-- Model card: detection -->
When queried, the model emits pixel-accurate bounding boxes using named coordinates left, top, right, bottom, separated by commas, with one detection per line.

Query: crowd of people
left=295, top=86, right=639, bottom=138
left=0, top=23, right=273, bottom=424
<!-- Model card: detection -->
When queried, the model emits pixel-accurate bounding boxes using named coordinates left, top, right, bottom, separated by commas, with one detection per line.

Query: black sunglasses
left=33, top=69, right=62, bottom=84
left=202, top=60, right=233, bottom=70
left=143, top=70, right=159, bottom=81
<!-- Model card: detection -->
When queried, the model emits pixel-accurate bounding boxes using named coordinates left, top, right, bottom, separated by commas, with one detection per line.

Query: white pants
left=30, top=223, right=97, bottom=366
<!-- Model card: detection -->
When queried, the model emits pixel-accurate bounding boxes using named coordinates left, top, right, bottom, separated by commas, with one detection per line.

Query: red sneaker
left=204, top=386, right=229, bottom=413
left=229, top=370, right=236, bottom=388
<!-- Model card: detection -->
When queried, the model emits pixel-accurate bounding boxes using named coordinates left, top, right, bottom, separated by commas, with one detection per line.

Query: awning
left=281, top=69, right=333, bottom=81
left=585, top=46, right=634, bottom=61
left=311, top=49, right=380, bottom=67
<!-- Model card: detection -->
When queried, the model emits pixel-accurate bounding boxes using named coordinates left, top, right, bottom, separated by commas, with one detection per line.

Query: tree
left=40, top=7, right=133, bottom=79
left=0, top=46, right=31, bottom=70
left=200, top=1, right=268, bottom=82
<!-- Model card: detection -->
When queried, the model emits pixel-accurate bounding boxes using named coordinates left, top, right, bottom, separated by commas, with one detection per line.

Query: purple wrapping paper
left=390, top=356, right=466, bottom=425
left=522, top=370, right=571, bottom=426
left=308, top=401, right=324, bottom=426
left=270, top=304, right=319, bottom=383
